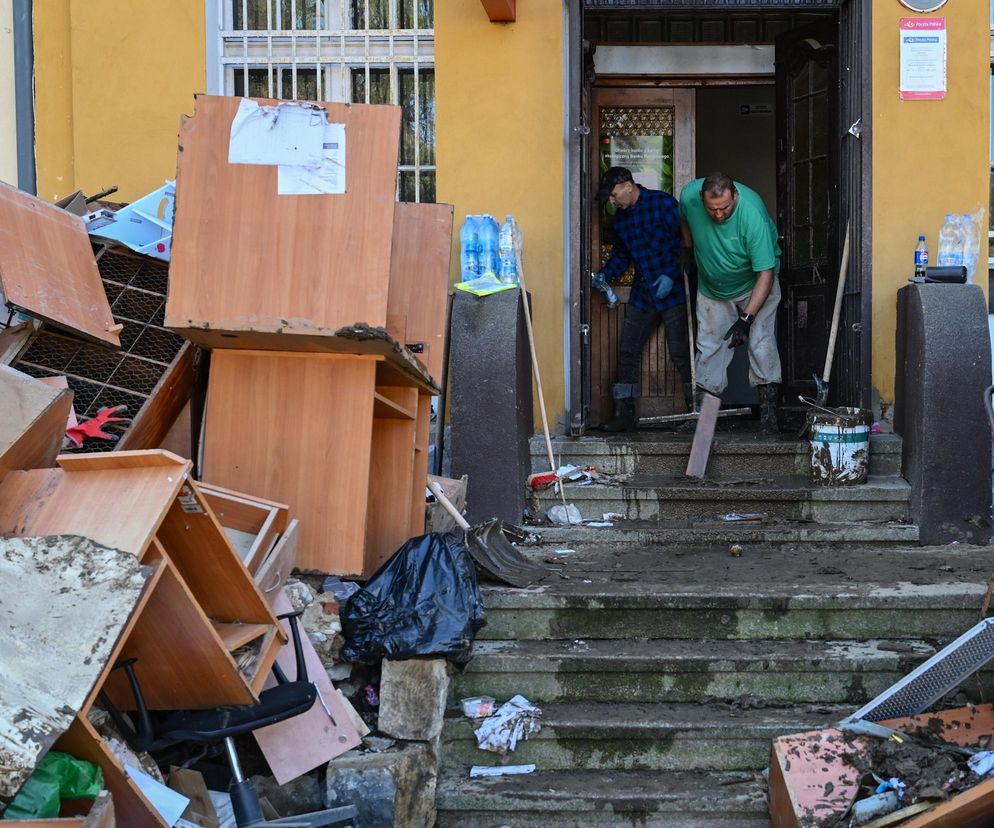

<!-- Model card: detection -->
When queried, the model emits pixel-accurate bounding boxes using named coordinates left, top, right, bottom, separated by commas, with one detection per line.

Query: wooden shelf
left=213, top=621, right=270, bottom=651
left=373, top=391, right=416, bottom=420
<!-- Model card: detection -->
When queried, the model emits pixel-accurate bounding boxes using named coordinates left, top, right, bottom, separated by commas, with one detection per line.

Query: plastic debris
left=555, top=548, right=577, bottom=555
left=474, top=695, right=543, bottom=755
left=469, top=764, right=536, bottom=778
left=546, top=504, right=583, bottom=525
left=968, top=750, right=994, bottom=776
left=461, top=696, right=496, bottom=718
left=720, top=512, right=767, bottom=523
left=362, top=684, right=379, bottom=707
left=555, top=464, right=628, bottom=487
left=586, top=521, right=613, bottom=528
left=322, top=575, right=361, bottom=604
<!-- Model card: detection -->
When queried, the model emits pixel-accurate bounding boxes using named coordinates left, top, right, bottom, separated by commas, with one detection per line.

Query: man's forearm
left=743, top=269, right=774, bottom=317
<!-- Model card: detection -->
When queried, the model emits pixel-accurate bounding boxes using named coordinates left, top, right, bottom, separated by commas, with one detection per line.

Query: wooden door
left=589, top=87, right=695, bottom=425
left=775, top=23, right=840, bottom=402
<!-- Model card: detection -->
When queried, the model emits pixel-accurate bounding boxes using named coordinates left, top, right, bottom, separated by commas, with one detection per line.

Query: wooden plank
left=115, top=341, right=196, bottom=452
left=410, top=394, right=432, bottom=535
left=198, top=483, right=288, bottom=572
left=0, top=536, right=146, bottom=806
left=365, top=415, right=417, bottom=575
left=166, top=95, right=400, bottom=341
left=373, top=391, right=416, bottom=420
left=387, top=202, right=454, bottom=383
left=0, top=365, right=73, bottom=481
left=55, top=718, right=163, bottom=827
left=99, top=560, right=255, bottom=710
left=0, top=182, right=120, bottom=347
left=255, top=519, right=300, bottom=606
left=685, top=392, right=721, bottom=478
left=212, top=621, right=270, bottom=651
left=203, top=351, right=377, bottom=574
left=480, top=0, right=516, bottom=22
left=253, top=592, right=362, bottom=785
left=902, top=776, right=994, bottom=827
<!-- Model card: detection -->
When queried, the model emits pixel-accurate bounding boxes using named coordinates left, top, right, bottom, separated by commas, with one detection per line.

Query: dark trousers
left=615, top=302, right=693, bottom=396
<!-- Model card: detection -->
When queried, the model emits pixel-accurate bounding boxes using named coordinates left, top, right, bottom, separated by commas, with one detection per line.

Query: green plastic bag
left=4, top=751, right=103, bottom=819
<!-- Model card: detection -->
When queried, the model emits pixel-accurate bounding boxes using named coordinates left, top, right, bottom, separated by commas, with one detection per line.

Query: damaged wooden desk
left=0, top=450, right=285, bottom=826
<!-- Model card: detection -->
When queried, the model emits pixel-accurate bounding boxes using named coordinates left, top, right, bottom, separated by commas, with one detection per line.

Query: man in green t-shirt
left=679, top=172, right=783, bottom=433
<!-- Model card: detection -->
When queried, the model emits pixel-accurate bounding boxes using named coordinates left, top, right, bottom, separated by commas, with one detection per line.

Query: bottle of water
left=498, top=215, right=519, bottom=284
left=914, top=235, right=928, bottom=280
left=459, top=215, right=479, bottom=281
left=477, top=214, right=500, bottom=278
left=937, top=214, right=965, bottom=268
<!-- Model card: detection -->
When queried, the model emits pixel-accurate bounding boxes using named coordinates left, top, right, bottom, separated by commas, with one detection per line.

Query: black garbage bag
left=341, top=532, right=485, bottom=665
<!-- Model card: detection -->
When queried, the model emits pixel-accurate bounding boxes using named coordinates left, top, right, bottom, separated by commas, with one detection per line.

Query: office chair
left=99, top=610, right=356, bottom=828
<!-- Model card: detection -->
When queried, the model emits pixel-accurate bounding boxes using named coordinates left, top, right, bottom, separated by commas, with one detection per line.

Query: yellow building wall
left=435, top=0, right=567, bottom=428
left=872, top=1, right=990, bottom=412
left=34, top=0, right=205, bottom=203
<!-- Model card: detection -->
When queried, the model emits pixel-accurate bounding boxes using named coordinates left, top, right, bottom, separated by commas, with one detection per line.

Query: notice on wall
left=899, top=17, right=946, bottom=100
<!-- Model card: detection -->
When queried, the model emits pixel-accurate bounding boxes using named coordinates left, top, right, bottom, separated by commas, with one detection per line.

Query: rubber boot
left=758, top=383, right=780, bottom=435
left=603, top=398, right=636, bottom=432
left=682, top=382, right=694, bottom=413
left=678, top=387, right=706, bottom=433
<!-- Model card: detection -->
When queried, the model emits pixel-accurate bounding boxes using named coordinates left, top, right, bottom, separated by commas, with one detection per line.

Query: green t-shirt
left=679, top=179, right=781, bottom=300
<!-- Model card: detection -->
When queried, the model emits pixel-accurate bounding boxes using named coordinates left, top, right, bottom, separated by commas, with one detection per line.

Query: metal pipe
left=12, top=0, right=35, bottom=193
left=223, top=736, right=245, bottom=783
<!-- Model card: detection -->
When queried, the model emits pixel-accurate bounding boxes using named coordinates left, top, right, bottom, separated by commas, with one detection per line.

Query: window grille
left=218, top=0, right=435, bottom=202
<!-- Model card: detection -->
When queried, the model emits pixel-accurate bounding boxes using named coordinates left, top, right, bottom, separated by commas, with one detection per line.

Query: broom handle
left=428, top=481, right=471, bottom=531
left=684, top=265, right=697, bottom=394
left=823, top=222, right=851, bottom=383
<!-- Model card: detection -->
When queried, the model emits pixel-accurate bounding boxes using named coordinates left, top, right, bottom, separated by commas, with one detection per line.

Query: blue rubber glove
left=653, top=274, right=675, bottom=301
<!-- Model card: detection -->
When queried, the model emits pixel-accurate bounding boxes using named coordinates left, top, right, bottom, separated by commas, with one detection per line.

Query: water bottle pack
left=459, top=213, right=522, bottom=286
left=936, top=207, right=986, bottom=280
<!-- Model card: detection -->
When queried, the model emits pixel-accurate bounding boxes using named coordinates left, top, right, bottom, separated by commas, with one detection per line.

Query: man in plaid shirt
left=594, top=166, right=691, bottom=431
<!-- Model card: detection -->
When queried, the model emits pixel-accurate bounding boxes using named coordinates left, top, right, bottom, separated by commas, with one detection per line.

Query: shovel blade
left=466, top=519, right=548, bottom=588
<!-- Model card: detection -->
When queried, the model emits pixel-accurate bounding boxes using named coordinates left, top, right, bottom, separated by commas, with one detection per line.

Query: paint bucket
left=808, top=407, right=871, bottom=486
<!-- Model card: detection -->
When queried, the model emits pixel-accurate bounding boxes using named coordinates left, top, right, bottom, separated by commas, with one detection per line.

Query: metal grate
left=12, top=246, right=187, bottom=453
left=851, top=619, right=994, bottom=722
left=215, top=0, right=436, bottom=201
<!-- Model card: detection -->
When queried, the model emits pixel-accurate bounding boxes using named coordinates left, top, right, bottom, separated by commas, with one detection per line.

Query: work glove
left=66, top=405, right=132, bottom=447
left=591, top=271, right=618, bottom=309
left=722, top=315, right=752, bottom=350
left=653, top=274, right=675, bottom=302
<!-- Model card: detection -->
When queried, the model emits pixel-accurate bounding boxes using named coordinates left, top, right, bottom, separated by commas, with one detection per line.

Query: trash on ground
left=555, top=548, right=577, bottom=555
left=546, top=503, right=583, bottom=525
left=462, top=696, right=497, bottom=719
left=554, top=464, right=629, bottom=487
left=474, top=695, right=543, bottom=755
left=586, top=521, right=613, bottom=528
left=469, top=764, right=536, bottom=778
left=720, top=512, right=768, bottom=522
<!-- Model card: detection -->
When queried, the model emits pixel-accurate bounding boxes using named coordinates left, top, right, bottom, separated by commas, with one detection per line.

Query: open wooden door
left=775, top=22, right=840, bottom=403
left=589, top=86, right=695, bottom=426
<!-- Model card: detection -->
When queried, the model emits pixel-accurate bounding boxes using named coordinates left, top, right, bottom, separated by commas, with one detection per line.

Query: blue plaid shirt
left=600, top=186, right=685, bottom=312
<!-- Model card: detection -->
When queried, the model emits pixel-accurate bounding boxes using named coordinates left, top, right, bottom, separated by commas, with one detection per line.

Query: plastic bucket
left=808, top=406, right=871, bottom=486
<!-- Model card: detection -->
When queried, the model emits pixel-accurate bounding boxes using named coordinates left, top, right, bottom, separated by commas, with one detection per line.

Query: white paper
left=125, top=765, right=190, bottom=826
left=899, top=17, right=946, bottom=100
left=277, top=122, right=347, bottom=195
left=228, top=99, right=326, bottom=166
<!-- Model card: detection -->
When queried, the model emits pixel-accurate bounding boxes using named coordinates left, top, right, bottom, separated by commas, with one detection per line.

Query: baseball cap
left=596, top=166, right=634, bottom=201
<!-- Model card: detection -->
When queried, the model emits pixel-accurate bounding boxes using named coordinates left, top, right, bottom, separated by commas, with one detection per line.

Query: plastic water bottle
left=459, top=215, right=479, bottom=281
left=914, top=235, right=928, bottom=280
left=477, top=215, right=500, bottom=278
left=498, top=215, right=519, bottom=284
left=937, top=214, right=965, bottom=268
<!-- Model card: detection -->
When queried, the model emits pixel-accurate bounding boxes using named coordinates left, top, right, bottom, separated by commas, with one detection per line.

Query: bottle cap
left=918, top=235, right=925, bottom=240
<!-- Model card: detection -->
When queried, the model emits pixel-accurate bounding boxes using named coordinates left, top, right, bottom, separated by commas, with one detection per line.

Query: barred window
left=220, top=0, right=436, bottom=202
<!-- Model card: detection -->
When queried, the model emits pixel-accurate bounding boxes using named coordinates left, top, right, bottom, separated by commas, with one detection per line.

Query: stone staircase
left=434, top=429, right=994, bottom=827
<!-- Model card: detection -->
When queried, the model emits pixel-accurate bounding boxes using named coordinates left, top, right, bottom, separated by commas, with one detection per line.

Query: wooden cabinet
left=0, top=450, right=285, bottom=827
left=203, top=351, right=432, bottom=576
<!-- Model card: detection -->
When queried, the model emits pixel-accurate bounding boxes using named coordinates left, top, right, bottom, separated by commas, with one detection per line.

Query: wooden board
left=0, top=451, right=189, bottom=558
left=685, top=392, right=721, bottom=478
left=198, top=482, right=289, bottom=574
left=0, top=182, right=120, bottom=347
left=166, top=95, right=400, bottom=341
left=365, top=413, right=417, bottom=575
left=203, top=351, right=378, bottom=574
left=410, top=393, right=432, bottom=536
left=116, top=342, right=197, bottom=452
left=0, top=536, right=145, bottom=807
left=0, top=365, right=73, bottom=481
left=387, top=202, right=454, bottom=383
left=255, top=519, right=299, bottom=606
left=252, top=592, right=362, bottom=785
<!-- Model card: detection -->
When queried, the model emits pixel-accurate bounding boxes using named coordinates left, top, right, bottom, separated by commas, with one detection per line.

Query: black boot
left=603, top=398, right=636, bottom=432
left=678, top=387, right=706, bottom=433
left=757, top=383, right=780, bottom=434
left=682, top=382, right=694, bottom=413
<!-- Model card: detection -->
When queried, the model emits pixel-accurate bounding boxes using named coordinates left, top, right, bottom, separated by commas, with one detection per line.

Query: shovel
left=427, top=481, right=548, bottom=588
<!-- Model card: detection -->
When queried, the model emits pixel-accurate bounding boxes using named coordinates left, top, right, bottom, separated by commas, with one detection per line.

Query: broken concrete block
left=378, top=658, right=450, bottom=741
left=324, top=742, right=437, bottom=828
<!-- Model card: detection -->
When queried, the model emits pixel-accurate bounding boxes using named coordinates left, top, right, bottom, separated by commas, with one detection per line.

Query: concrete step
left=532, top=432, right=902, bottom=479
left=530, top=475, right=911, bottom=523
left=440, top=701, right=849, bottom=773
left=451, top=638, right=938, bottom=705
left=531, top=518, right=919, bottom=547
left=436, top=768, right=770, bottom=827
left=477, top=544, right=991, bottom=641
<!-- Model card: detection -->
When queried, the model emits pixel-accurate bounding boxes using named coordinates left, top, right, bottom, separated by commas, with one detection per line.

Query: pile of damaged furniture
left=0, top=94, right=454, bottom=827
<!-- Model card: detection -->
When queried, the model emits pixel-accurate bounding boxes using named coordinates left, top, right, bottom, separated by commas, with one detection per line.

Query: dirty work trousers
left=613, top=302, right=692, bottom=399
left=695, top=278, right=782, bottom=396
